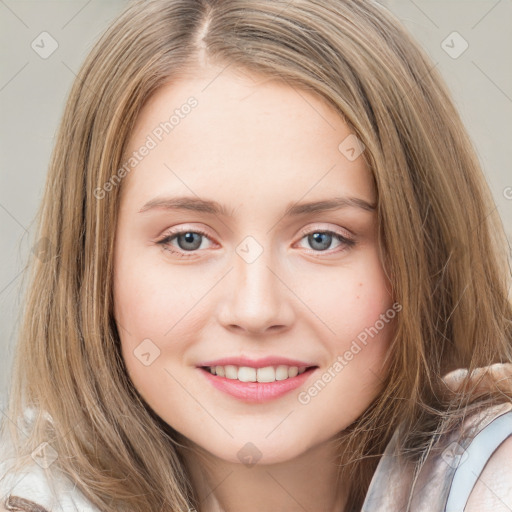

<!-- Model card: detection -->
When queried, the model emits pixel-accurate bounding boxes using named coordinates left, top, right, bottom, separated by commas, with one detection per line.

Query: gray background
left=1, top=0, right=511, bottom=404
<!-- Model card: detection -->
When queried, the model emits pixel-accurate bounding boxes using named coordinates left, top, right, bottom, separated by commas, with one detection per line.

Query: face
left=113, top=64, right=396, bottom=465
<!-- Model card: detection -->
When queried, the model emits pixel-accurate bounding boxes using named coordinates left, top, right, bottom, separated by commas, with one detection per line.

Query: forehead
left=120, top=66, right=375, bottom=210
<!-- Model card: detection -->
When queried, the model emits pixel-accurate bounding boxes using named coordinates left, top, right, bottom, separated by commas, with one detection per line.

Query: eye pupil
left=309, top=232, right=332, bottom=251
left=178, top=232, right=202, bottom=250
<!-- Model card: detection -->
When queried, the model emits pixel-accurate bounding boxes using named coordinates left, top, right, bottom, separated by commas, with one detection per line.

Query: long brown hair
left=2, top=0, right=511, bottom=510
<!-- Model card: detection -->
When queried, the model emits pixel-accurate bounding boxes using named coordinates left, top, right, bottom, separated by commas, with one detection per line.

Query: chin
left=195, top=429, right=314, bottom=466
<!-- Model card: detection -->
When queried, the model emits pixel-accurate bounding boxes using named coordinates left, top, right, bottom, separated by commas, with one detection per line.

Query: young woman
left=1, top=0, right=512, bottom=511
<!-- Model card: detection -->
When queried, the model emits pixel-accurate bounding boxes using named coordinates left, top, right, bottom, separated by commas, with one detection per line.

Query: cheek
left=302, top=255, right=393, bottom=343
left=303, top=252, right=395, bottom=404
left=113, top=255, right=199, bottom=406
left=113, top=250, right=218, bottom=391
left=300, top=268, right=395, bottom=429
left=113, top=249, right=209, bottom=340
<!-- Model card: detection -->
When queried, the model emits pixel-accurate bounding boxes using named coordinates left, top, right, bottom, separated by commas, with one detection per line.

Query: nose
left=217, top=245, right=295, bottom=335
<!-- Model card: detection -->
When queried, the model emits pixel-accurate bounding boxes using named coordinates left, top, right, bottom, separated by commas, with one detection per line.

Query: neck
left=180, top=436, right=350, bottom=512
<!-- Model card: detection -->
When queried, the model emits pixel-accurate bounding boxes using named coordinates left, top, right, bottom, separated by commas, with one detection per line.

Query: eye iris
left=177, top=232, right=202, bottom=251
left=309, top=232, right=332, bottom=251
left=169, top=231, right=341, bottom=253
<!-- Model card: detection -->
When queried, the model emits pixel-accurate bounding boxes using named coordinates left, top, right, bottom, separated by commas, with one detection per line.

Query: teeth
left=238, top=366, right=257, bottom=382
left=276, top=365, right=290, bottom=380
left=224, top=365, right=238, bottom=379
left=251, top=367, right=271, bottom=382
left=288, top=366, right=299, bottom=378
left=207, top=365, right=309, bottom=382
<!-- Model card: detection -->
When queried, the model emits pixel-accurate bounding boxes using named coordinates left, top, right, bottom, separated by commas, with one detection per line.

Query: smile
left=198, top=365, right=318, bottom=403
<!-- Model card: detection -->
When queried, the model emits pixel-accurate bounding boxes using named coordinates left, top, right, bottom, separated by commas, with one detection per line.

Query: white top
left=1, top=365, right=512, bottom=511
left=0, top=408, right=101, bottom=512
left=0, top=457, right=100, bottom=511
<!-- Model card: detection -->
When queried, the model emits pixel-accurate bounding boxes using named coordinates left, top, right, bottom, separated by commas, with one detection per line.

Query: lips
left=195, top=355, right=319, bottom=402
left=197, top=365, right=318, bottom=403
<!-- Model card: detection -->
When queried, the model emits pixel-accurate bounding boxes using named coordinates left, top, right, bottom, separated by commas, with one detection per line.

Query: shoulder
left=440, top=363, right=512, bottom=510
left=464, top=430, right=512, bottom=511
left=444, top=403, right=512, bottom=512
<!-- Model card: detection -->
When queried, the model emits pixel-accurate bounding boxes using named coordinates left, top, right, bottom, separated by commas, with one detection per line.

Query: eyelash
left=155, top=227, right=356, bottom=258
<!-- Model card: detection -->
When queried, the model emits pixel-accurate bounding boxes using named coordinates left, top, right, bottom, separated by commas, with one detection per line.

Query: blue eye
left=170, top=232, right=203, bottom=251
left=156, top=228, right=356, bottom=258
left=298, top=231, right=355, bottom=253
left=156, top=229, right=213, bottom=258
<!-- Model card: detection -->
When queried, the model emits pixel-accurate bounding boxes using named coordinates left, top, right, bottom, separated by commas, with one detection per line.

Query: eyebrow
left=138, top=195, right=376, bottom=216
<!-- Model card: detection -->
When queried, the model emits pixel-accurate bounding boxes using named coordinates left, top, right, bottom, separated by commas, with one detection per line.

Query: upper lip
left=197, top=356, right=318, bottom=369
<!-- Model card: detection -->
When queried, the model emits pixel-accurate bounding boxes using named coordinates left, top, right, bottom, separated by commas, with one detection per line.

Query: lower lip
left=197, top=367, right=318, bottom=403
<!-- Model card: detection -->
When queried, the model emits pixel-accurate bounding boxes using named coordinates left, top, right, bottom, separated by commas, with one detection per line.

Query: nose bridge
left=219, top=235, right=293, bottom=333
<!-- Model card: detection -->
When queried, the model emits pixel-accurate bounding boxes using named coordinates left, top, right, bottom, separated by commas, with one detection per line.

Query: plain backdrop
left=1, top=0, right=511, bottom=405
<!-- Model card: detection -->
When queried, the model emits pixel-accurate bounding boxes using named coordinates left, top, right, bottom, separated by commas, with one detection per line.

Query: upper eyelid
left=163, top=222, right=353, bottom=239
left=160, top=225, right=354, bottom=248
left=297, top=223, right=353, bottom=239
